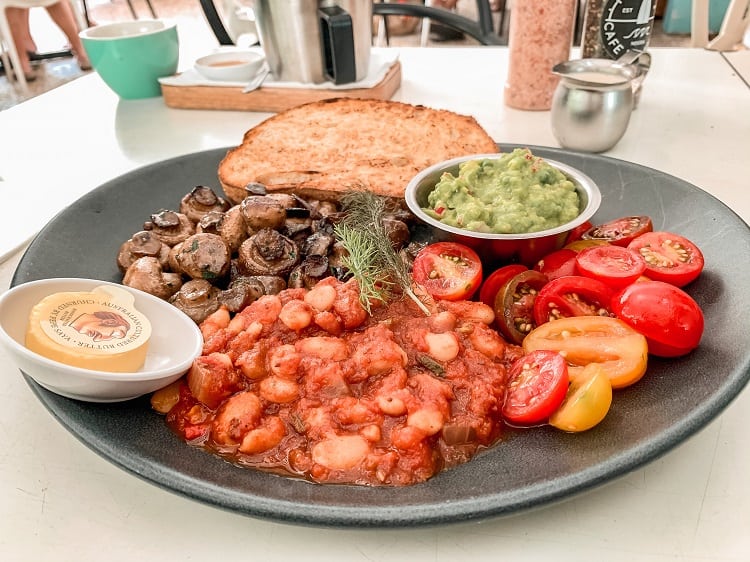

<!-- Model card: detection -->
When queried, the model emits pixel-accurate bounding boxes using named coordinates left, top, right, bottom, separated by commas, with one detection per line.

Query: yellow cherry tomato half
left=522, top=316, right=648, bottom=389
left=549, top=363, right=613, bottom=432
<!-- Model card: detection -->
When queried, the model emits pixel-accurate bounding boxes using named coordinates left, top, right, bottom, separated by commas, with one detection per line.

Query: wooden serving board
left=161, top=61, right=402, bottom=112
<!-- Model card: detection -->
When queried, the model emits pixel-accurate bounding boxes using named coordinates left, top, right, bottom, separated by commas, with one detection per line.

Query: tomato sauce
left=161, top=277, right=522, bottom=486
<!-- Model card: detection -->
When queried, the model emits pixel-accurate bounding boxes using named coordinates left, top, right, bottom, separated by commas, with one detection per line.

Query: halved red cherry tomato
left=493, top=270, right=548, bottom=344
left=611, top=280, right=704, bottom=357
left=502, top=350, right=569, bottom=426
left=627, top=231, right=704, bottom=287
left=534, top=248, right=577, bottom=280
left=575, top=245, right=647, bottom=288
left=565, top=220, right=594, bottom=245
left=582, top=216, right=653, bottom=247
left=533, top=275, right=614, bottom=326
left=523, top=316, right=649, bottom=389
left=412, top=242, right=483, bottom=301
left=479, top=264, right=527, bottom=308
left=549, top=363, right=613, bottom=432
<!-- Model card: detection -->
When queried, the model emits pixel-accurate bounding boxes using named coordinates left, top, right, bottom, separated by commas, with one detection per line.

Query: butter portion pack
left=26, top=285, right=152, bottom=372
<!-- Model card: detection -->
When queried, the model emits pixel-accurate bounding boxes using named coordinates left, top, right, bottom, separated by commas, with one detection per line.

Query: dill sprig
left=334, top=191, right=430, bottom=315
left=334, top=222, right=395, bottom=313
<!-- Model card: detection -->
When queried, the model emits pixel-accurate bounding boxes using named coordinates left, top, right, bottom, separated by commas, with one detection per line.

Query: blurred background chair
left=373, top=0, right=502, bottom=45
left=199, top=0, right=258, bottom=47
left=690, top=0, right=749, bottom=49
left=0, top=0, right=86, bottom=90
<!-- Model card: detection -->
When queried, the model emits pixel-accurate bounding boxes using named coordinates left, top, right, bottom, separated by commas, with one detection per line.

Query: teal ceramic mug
left=79, top=20, right=179, bottom=100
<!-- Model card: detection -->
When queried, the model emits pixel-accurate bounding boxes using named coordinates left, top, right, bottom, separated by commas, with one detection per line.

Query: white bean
left=312, top=435, right=370, bottom=470
left=304, top=283, right=337, bottom=311
left=407, top=408, right=445, bottom=436
left=424, top=331, right=460, bottom=362
left=296, top=336, right=348, bottom=361
left=279, top=299, right=313, bottom=331
left=377, top=395, right=407, bottom=416
left=259, top=376, right=299, bottom=403
left=268, top=344, right=301, bottom=378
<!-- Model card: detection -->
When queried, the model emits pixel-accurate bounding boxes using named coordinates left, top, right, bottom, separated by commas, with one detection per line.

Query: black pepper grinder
left=581, top=0, right=657, bottom=59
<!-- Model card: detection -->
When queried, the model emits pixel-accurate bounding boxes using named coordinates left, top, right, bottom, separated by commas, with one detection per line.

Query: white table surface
left=724, top=48, right=750, bottom=85
left=1, top=44, right=749, bottom=561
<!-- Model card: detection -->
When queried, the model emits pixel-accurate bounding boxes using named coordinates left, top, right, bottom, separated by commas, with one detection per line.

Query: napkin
left=159, top=48, right=400, bottom=90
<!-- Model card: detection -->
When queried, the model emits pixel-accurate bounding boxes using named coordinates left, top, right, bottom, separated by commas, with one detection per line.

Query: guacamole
left=423, top=148, right=581, bottom=234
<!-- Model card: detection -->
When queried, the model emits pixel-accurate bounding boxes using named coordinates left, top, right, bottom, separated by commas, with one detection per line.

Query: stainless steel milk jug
left=550, top=52, right=651, bottom=153
left=252, top=0, right=372, bottom=84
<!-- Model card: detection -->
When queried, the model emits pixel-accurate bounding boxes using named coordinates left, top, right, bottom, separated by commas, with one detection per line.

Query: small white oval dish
left=194, top=50, right=265, bottom=82
left=0, top=278, right=202, bottom=403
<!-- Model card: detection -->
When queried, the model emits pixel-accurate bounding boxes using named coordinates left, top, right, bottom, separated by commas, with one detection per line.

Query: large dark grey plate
left=12, top=145, right=750, bottom=528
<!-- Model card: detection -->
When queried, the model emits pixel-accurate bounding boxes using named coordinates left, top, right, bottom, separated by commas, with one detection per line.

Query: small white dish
left=194, top=50, right=266, bottom=82
left=0, top=278, right=203, bottom=403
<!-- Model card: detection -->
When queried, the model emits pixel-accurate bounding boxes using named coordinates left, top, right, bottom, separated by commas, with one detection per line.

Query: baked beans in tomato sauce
left=156, top=276, right=522, bottom=486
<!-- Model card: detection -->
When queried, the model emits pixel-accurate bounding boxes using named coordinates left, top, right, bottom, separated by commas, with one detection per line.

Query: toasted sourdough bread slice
left=217, top=98, right=499, bottom=204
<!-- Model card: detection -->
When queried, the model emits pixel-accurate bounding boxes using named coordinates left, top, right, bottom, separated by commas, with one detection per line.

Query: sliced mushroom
left=383, top=218, right=410, bottom=251
left=197, top=206, right=248, bottom=254
left=144, top=210, right=195, bottom=247
left=267, top=193, right=298, bottom=208
left=284, top=217, right=313, bottom=240
left=288, top=255, right=330, bottom=289
left=327, top=240, right=349, bottom=277
left=237, top=228, right=300, bottom=277
left=169, top=279, right=221, bottom=324
left=167, top=241, right=182, bottom=274
left=301, top=230, right=335, bottom=257
left=123, top=256, right=183, bottom=300
left=310, top=200, right=339, bottom=218
left=240, top=195, right=287, bottom=232
left=116, top=230, right=171, bottom=273
left=218, top=275, right=286, bottom=313
left=244, top=182, right=267, bottom=196
left=195, top=209, right=224, bottom=235
left=179, top=186, right=230, bottom=223
left=171, top=233, right=231, bottom=281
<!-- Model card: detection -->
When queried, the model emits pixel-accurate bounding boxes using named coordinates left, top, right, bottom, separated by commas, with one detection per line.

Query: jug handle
left=319, top=5, right=357, bottom=85
left=617, top=50, right=651, bottom=103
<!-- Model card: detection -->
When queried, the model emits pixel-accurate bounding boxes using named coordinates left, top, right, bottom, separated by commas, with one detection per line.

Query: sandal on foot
left=76, top=57, right=92, bottom=71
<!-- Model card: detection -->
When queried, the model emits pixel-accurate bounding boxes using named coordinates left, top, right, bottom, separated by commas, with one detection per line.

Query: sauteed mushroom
left=170, top=233, right=231, bottom=281
left=195, top=210, right=223, bottom=235
left=123, top=256, right=183, bottom=300
left=218, top=275, right=287, bottom=312
left=288, top=255, right=331, bottom=289
left=240, top=195, right=287, bottom=232
left=144, top=210, right=195, bottom=247
left=237, top=228, right=300, bottom=277
left=169, top=279, right=221, bottom=324
left=300, top=229, right=336, bottom=257
left=244, top=181, right=267, bottom=196
left=384, top=218, right=410, bottom=250
left=197, top=206, right=249, bottom=254
left=116, top=230, right=171, bottom=273
left=179, top=185, right=230, bottom=223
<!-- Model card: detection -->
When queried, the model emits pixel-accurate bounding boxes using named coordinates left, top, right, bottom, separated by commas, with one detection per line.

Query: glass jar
left=581, top=0, right=657, bottom=59
left=504, top=0, right=578, bottom=111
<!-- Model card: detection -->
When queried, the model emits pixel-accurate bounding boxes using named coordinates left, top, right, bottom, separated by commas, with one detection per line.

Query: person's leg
left=4, top=7, right=35, bottom=77
left=428, top=0, right=465, bottom=42
left=44, top=1, right=91, bottom=69
left=17, top=7, right=38, bottom=53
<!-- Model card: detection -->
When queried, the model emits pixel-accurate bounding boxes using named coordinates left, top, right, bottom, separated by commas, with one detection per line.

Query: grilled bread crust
left=217, top=98, right=499, bottom=204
